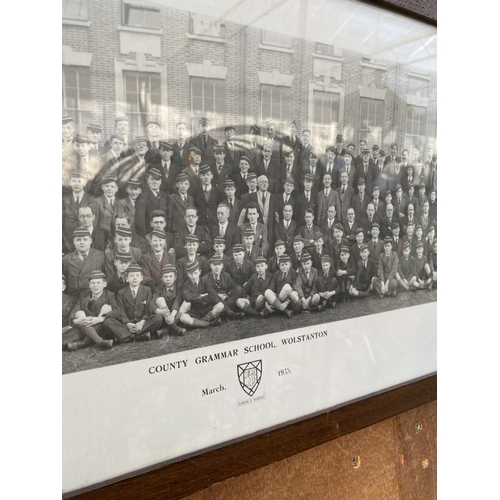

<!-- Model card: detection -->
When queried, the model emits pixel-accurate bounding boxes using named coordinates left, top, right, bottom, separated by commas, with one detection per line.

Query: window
left=262, top=30, right=293, bottom=49
left=62, top=0, right=88, bottom=20
left=191, top=77, right=225, bottom=140
left=62, top=66, right=92, bottom=129
left=312, top=90, right=340, bottom=144
left=405, top=105, right=427, bottom=150
left=359, top=98, right=384, bottom=147
left=190, top=14, right=226, bottom=38
left=123, top=2, right=160, bottom=29
left=315, top=43, right=342, bottom=57
left=124, top=71, right=162, bottom=136
left=261, top=85, right=291, bottom=135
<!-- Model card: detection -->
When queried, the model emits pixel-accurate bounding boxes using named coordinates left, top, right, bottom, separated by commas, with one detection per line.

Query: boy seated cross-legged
left=316, top=255, right=340, bottom=309
left=263, top=255, right=298, bottom=319
left=349, top=244, right=377, bottom=298
left=237, top=256, right=273, bottom=318
left=153, top=264, right=187, bottom=338
left=294, top=252, right=321, bottom=313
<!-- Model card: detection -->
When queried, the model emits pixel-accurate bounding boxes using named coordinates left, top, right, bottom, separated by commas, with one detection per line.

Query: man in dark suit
left=281, top=147, right=303, bottom=192
left=189, top=117, right=219, bottom=165
left=73, top=206, right=108, bottom=253
left=174, top=206, right=212, bottom=258
left=316, top=171, right=341, bottom=228
left=380, top=203, right=396, bottom=239
left=243, top=124, right=263, bottom=166
left=255, top=141, right=280, bottom=194
left=343, top=207, right=360, bottom=246
left=172, top=122, right=192, bottom=170
left=134, top=167, right=168, bottom=237
left=65, top=270, right=131, bottom=350
left=184, top=145, right=203, bottom=195
left=167, top=172, right=194, bottom=233
left=239, top=202, right=269, bottom=257
left=92, top=135, right=126, bottom=197
left=211, top=203, right=240, bottom=256
left=321, top=146, right=337, bottom=187
left=274, top=177, right=297, bottom=221
left=349, top=244, right=377, bottom=298
left=304, top=148, right=324, bottom=193
left=373, top=237, right=399, bottom=298
left=62, top=228, right=106, bottom=296
left=297, top=209, right=321, bottom=252
left=351, top=177, right=370, bottom=221
left=116, top=178, right=142, bottom=229
left=320, top=205, right=341, bottom=248
left=336, top=170, right=354, bottom=223
left=144, top=119, right=162, bottom=164
left=86, top=123, right=106, bottom=156
left=104, top=116, right=134, bottom=158
left=274, top=203, right=297, bottom=255
left=295, top=173, right=317, bottom=227
left=193, top=164, right=223, bottom=227
left=385, top=142, right=398, bottom=166
left=233, top=156, right=253, bottom=199
left=264, top=119, right=282, bottom=164
left=298, top=129, right=313, bottom=174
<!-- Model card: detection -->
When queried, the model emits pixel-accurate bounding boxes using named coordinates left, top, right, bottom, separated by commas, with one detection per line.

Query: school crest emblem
left=237, top=360, right=262, bottom=396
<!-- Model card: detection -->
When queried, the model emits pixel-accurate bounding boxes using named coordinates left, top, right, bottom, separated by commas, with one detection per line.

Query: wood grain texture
left=181, top=400, right=437, bottom=500
left=68, top=374, right=436, bottom=500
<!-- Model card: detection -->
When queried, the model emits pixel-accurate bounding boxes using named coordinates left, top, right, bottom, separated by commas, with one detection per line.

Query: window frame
left=260, top=84, right=292, bottom=136
left=359, top=97, right=385, bottom=149
left=122, top=1, right=161, bottom=30
left=190, top=77, right=225, bottom=140
left=62, top=65, right=92, bottom=131
left=405, top=104, right=427, bottom=150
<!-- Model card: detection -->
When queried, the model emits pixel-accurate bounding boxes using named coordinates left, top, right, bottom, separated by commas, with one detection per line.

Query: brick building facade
left=62, top=0, right=437, bottom=154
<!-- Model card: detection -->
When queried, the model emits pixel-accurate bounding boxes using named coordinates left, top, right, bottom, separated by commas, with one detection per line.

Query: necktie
left=220, top=224, right=225, bottom=237
left=132, top=288, right=136, bottom=298
left=75, top=196, right=80, bottom=208
left=342, top=186, right=345, bottom=194
left=262, top=193, right=266, bottom=205
left=324, top=273, right=328, bottom=280
left=264, top=161, right=268, bottom=171
left=110, top=198, right=114, bottom=207
left=183, top=195, right=187, bottom=205
left=282, top=273, right=287, bottom=280
left=258, top=277, right=264, bottom=284
left=203, top=137, right=207, bottom=148
left=285, top=195, right=289, bottom=204
left=215, top=275, right=221, bottom=287
left=80, top=253, right=87, bottom=261
left=306, top=271, right=309, bottom=280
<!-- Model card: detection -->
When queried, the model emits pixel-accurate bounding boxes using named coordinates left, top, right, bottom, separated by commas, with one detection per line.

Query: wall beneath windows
left=62, top=0, right=437, bottom=153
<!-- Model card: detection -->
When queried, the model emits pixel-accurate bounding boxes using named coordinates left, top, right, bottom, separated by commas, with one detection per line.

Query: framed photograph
left=62, top=0, right=437, bottom=496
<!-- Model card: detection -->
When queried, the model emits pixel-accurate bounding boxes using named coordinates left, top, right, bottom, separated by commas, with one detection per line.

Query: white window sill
left=361, top=61, right=387, bottom=71
left=186, top=33, right=227, bottom=44
left=62, top=19, right=91, bottom=27
left=313, top=52, right=343, bottom=62
left=117, top=25, right=162, bottom=35
left=259, top=44, right=294, bottom=54
left=408, top=70, right=430, bottom=81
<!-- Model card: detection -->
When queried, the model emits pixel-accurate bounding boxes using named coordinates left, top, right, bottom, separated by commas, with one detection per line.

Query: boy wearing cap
left=117, top=136, right=149, bottom=195
left=373, top=237, right=399, bottom=298
left=349, top=244, right=377, bottom=299
left=104, top=226, right=142, bottom=278
left=354, top=148, right=375, bottom=195
left=114, top=265, right=164, bottom=341
left=310, top=232, right=329, bottom=272
left=316, top=255, right=339, bottom=309
left=350, top=227, right=366, bottom=264
left=295, top=252, right=320, bottom=313
left=173, top=206, right=212, bottom=258
left=281, top=120, right=303, bottom=169
left=134, top=167, right=169, bottom=237
left=240, top=172, right=259, bottom=205
left=211, top=144, right=234, bottom=191
left=242, top=228, right=261, bottom=264
left=62, top=170, right=95, bottom=253
left=141, top=229, right=176, bottom=289
left=112, top=214, right=148, bottom=254
left=154, top=141, right=180, bottom=195
left=153, top=264, right=187, bottom=337
left=222, top=180, right=244, bottom=225
left=291, top=236, right=305, bottom=272
left=63, top=228, right=106, bottom=296
left=87, top=123, right=105, bottom=155
left=203, top=255, right=245, bottom=320
left=267, top=240, right=287, bottom=274
left=63, top=134, right=100, bottom=194
left=413, top=242, right=432, bottom=290
left=396, top=242, right=417, bottom=292
left=367, top=222, right=384, bottom=258
left=264, top=255, right=297, bottom=319
left=391, top=222, right=403, bottom=256
left=370, top=185, right=385, bottom=219
left=233, top=156, right=253, bottom=199
left=66, top=270, right=128, bottom=351
left=116, top=178, right=142, bottom=229
left=193, top=164, right=223, bottom=227
left=190, top=117, right=219, bottom=164
left=238, top=256, right=273, bottom=317
left=167, top=172, right=194, bottom=233
left=336, top=246, right=356, bottom=302
left=180, top=261, right=223, bottom=328
left=91, top=176, right=119, bottom=235
left=329, top=223, right=349, bottom=265
left=209, top=236, right=232, bottom=266
left=106, top=251, right=132, bottom=295
left=176, top=234, right=210, bottom=284
left=275, top=177, right=297, bottom=221
left=304, top=148, right=323, bottom=193
left=226, top=244, right=255, bottom=287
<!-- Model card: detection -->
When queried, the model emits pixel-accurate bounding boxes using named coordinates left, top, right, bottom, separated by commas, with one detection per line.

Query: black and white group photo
left=61, top=0, right=437, bottom=374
